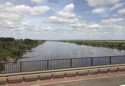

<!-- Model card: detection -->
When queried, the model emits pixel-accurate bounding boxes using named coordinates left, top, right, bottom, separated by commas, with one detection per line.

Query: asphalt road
left=45, top=75, right=125, bottom=86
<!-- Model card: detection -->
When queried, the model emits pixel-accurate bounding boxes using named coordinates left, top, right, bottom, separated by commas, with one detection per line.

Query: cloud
left=56, top=4, right=75, bottom=19
left=0, top=2, right=50, bottom=17
left=70, top=22, right=88, bottom=28
left=0, top=2, right=50, bottom=33
left=14, top=5, right=50, bottom=16
left=88, top=24, right=100, bottom=28
left=110, top=3, right=124, bottom=11
left=29, top=6, right=50, bottom=16
left=49, top=16, right=69, bottom=23
left=70, top=21, right=101, bottom=29
left=48, top=3, right=77, bottom=23
left=102, top=18, right=124, bottom=23
left=0, top=2, right=51, bottom=36
left=49, top=3, right=104, bottom=30
left=0, top=12, right=21, bottom=21
left=118, top=8, right=125, bottom=15
left=99, top=18, right=125, bottom=32
left=92, top=8, right=107, bottom=14
left=87, top=0, right=120, bottom=6
left=56, top=11, right=76, bottom=19
left=31, top=0, right=47, bottom=3
left=63, top=4, right=74, bottom=12
left=0, top=18, right=34, bottom=31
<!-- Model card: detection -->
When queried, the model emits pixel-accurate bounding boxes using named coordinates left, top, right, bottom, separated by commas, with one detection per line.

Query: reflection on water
left=21, top=41, right=125, bottom=61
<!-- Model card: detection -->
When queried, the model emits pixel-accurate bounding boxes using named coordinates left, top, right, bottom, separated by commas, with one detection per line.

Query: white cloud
left=92, top=8, right=107, bottom=14
left=49, top=16, right=69, bottom=23
left=118, top=8, right=125, bottom=15
left=57, top=11, right=76, bottom=19
left=14, top=5, right=50, bottom=16
left=56, top=4, right=75, bottom=19
left=110, top=3, right=124, bottom=11
left=29, top=6, right=50, bottom=16
left=63, top=4, right=74, bottom=12
left=0, top=2, right=50, bottom=35
left=70, top=22, right=101, bottom=29
left=49, top=3, right=106, bottom=31
left=0, top=18, right=34, bottom=31
left=102, top=18, right=124, bottom=23
left=0, top=12, right=21, bottom=21
left=48, top=3, right=77, bottom=23
left=101, top=24, right=124, bottom=30
left=99, top=18, right=125, bottom=32
left=87, top=0, right=120, bottom=6
left=88, top=24, right=100, bottom=28
left=0, top=2, right=50, bottom=16
left=70, top=22, right=88, bottom=28
left=31, top=0, right=47, bottom=3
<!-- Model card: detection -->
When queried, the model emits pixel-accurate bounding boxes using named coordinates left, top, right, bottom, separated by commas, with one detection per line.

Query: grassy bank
left=0, top=37, right=45, bottom=61
left=63, top=40, right=125, bottom=50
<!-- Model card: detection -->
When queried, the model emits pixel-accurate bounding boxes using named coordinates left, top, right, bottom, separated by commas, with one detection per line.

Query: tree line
left=0, top=37, right=45, bottom=61
left=63, top=40, right=125, bottom=50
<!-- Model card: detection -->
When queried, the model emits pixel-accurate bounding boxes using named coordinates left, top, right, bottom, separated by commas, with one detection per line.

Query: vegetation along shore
left=62, top=40, right=125, bottom=50
left=0, top=37, right=45, bottom=61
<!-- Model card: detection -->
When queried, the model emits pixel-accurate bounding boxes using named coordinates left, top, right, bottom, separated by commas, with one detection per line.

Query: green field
left=63, top=40, right=125, bottom=50
left=0, top=37, right=45, bottom=61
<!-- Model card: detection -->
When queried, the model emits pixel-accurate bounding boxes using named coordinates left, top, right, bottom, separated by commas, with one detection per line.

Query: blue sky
left=0, top=0, right=125, bottom=40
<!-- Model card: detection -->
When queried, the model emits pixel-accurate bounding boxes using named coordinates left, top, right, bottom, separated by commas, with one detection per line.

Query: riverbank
left=62, top=40, right=125, bottom=50
left=0, top=37, right=45, bottom=61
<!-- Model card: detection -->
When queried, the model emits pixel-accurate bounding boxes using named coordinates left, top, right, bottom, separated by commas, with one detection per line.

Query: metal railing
left=0, top=55, right=125, bottom=74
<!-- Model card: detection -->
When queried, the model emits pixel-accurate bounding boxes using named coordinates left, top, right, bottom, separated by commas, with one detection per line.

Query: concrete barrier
left=66, top=71, right=77, bottom=77
left=0, top=77, right=7, bottom=84
left=53, top=72, right=65, bottom=78
left=89, top=69, right=99, bottom=75
left=109, top=67, right=118, bottom=73
left=24, top=74, right=38, bottom=82
left=39, top=73, right=52, bottom=80
left=7, top=76, right=23, bottom=83
left=119, top=66, right=125, bottom=71
left=77, top=70, right=88, bottom=76
left=99, top=68, right=109, bottom=74
left=0, top=64, right=125, bottom=84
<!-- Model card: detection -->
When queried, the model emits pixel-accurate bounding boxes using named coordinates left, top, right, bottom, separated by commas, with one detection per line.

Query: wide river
left=21, top=41, right=125, bottom=61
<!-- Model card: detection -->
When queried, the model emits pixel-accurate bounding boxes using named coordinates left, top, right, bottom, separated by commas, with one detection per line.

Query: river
left=21, top=41, right=125, bottom=61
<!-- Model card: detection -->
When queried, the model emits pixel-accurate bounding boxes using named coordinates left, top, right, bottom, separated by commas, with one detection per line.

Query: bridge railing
left=0, top=55, right=125, bottom=74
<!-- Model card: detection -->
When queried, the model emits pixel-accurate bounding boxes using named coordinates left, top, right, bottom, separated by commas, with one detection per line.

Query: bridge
left=0, top=55, right=125, bottom=86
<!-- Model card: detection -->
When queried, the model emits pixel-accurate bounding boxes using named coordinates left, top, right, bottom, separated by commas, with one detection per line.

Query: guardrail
left=0, top=55, right=125, bottom=74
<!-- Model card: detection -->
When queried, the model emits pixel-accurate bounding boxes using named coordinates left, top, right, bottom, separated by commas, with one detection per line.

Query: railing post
left=91, top=57, right=93, bottom=66
left=109, top=56, right=112, bottom=64
left=70, top=58, right=72, bottom=68
left=47, top=60, right=49, bottom=70
left=20, top=61, right=22, bottom=72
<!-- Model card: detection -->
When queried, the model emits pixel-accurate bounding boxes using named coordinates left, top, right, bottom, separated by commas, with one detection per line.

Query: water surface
left=21, top=41, right=125, bottom=61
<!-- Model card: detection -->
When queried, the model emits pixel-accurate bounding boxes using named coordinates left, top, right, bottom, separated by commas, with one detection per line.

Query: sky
left=0, top=0, right=125, bottom=40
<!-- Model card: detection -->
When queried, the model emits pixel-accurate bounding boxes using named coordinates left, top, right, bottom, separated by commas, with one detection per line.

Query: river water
left=21, top=41, right=125, bottom=61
